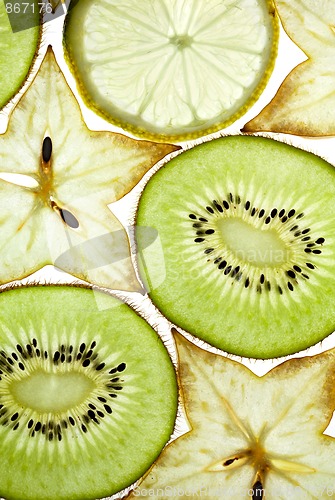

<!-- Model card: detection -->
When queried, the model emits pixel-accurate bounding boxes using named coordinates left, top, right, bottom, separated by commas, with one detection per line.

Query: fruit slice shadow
left=136, top=135, right=335, bottom=358
left=63, top=0, right=278, bottom=141
left=0, top=47, right=177, bottom=292
left=131, top=331, right=335, bottom=498
left=0, top=285, right=178, bottom=500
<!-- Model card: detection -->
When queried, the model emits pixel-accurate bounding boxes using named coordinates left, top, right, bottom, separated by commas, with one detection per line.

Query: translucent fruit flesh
left=136, top=135, right=335, bottom=358
left=0, top=0, right=40, bottom=109
left=0, top=285, right=178, bottom=500
left=63, top=0, right=278, bottom=141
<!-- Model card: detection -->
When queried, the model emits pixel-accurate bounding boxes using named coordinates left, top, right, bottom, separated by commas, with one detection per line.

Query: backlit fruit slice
left=244, top=0, right=335, bottom=136
left=131, top=332, right=335, bottom=498
left=0, top=0, right=40, bottom=109
left=0, top=285, right=178, bottom=500
left=136, top=135, right=335, bottom=359
left=0, top=47, right=177, bottom=292
left=63, top=0, right=278, bottom=142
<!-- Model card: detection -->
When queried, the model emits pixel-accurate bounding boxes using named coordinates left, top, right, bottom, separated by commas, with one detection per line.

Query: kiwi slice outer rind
left=135, top=135, right=335, bottom=359
left=0, top=284, right=178, bottom=500
left=62, top=0, right=279, bottom=143
left=0, top=1, right=42, bottom=111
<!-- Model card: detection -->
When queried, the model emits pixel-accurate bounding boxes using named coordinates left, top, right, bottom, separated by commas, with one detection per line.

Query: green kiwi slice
left=136, top=135, right=335, bottom=359
left=0, top=285, right=177, bottom=500
left=0, top=0, right=40, bottom=109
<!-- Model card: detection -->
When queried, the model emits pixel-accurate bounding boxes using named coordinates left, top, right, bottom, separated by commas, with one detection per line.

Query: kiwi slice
left=0, top=0, right=40, bottom=109
left=0, top=285, right=177, bottom=500
left=136, top=135, right=335, bottom=359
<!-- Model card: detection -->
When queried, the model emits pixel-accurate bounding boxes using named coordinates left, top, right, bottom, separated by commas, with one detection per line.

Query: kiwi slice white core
left=218, top=218, right=288, bottom=266
left=12, top=372, right=96, bottom=412
left=0, top=285, right=177, bottom=500
left=136, top=135, right=335, bottom=359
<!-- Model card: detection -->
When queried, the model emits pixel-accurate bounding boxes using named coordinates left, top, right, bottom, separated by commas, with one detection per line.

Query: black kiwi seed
left=214, top=200, right=223, bottom=212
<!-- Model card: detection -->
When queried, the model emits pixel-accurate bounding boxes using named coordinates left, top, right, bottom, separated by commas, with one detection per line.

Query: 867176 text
left=5, top=2, right=53, bottom=14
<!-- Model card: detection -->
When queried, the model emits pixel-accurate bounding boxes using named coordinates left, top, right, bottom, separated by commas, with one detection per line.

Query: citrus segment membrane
left=0, top=285, right=178, bottom=500
left=136, top=136, right=335, bottom=358
left=132, top=332, right=335, bottom=498
left=0, top=0, right=40, bottom=109
left=63, top=0, right=278, bottom=141
left=0, top=48, right=177, bottom=291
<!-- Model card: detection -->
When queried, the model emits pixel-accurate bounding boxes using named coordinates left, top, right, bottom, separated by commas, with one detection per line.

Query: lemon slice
left=64, top=0, right=278, bottom=141
left=0, top=0, right=40, bottom=109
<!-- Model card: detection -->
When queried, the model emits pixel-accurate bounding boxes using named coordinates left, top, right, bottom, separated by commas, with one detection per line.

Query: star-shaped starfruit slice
left=244, top=0, right=335, bottom=136
left=0, top=47, right=177, bottom=291
left=133, top=332, right=335, bottom=498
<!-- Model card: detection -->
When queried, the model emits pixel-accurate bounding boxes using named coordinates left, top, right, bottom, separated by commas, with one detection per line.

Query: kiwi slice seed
left=0, top=285, right=177, bottom=500
left=136, top=135, right=335, bottom=359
